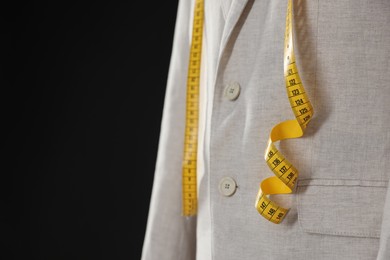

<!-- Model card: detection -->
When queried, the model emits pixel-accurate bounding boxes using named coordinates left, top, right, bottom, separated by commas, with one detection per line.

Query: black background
left=3, top=1, right=179, bottom=259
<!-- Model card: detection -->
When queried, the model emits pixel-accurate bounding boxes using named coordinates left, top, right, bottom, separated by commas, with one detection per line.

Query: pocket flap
left=297, top=179, right=388, bottom=238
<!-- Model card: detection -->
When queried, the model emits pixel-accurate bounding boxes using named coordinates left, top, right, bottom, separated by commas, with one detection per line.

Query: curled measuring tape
left=182, top=0, right=204, bottom=216
left=255, top=0, right=314, bottom=224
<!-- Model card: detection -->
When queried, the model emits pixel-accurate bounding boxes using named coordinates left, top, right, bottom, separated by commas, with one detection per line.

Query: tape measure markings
left=182, top=0, right=204, bottom=216
left=255, top=0, right=314, bottom=224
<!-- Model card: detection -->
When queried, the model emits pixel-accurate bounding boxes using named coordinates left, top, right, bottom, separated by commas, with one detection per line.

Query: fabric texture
left=142, top=0, right=390, bottom=259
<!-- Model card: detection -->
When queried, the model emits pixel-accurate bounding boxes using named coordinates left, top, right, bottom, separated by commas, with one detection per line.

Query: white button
left=224, top=82, right=241, bottom=101
left=219, top=177, right=237, bottom=197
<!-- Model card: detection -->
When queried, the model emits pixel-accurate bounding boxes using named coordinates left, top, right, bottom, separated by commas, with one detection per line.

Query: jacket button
left=224, top=82, right=241, bottom=101
left=219, top=177, right=237, bottom=197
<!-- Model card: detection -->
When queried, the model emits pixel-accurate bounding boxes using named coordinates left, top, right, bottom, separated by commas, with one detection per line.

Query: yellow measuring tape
left=182, top=0, right=204, bottom=216
left=255, top=0, right=314, bottom=224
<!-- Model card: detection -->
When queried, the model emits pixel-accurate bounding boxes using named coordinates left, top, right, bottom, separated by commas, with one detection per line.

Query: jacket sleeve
left=141, top=0, right=196, bottom=259
left=377, top=183, right=390, bottom=259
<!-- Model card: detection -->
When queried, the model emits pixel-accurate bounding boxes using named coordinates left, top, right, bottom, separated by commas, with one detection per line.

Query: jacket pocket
left=296, top=179, right=388, bottom=238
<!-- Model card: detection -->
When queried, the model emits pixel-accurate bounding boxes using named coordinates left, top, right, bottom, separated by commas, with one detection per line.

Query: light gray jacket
left=142, top=0, right=390, bottom=259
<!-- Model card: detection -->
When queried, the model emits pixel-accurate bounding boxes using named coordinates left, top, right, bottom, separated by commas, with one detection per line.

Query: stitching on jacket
left=302, top=228, right=381, bottom=238
left=297, top=178, right=388, bottom=187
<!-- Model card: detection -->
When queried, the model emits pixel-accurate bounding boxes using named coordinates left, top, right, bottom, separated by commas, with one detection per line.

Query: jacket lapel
left=218, top=0, right=250, bottom=62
